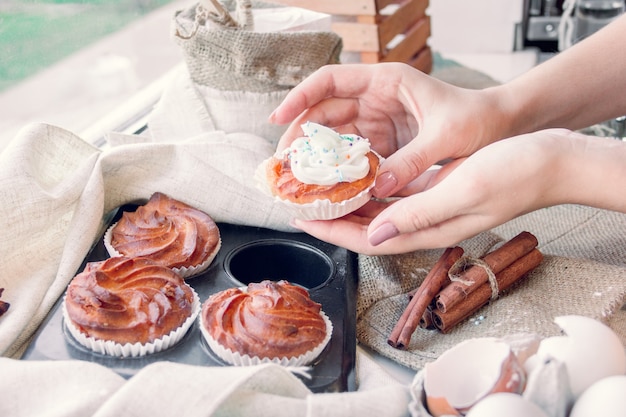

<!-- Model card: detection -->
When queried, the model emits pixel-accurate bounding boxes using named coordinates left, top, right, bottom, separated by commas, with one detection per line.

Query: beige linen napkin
left=0, top=353, right=410, bottom=417
left=0, top=122, right=413, bottom=417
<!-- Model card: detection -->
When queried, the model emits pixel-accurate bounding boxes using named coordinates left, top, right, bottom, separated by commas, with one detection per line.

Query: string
left=558, top=0, right=577, bottom=51
left=448, top=256, right=500, bottom=300
left=176, top=0, right=248, bottom=40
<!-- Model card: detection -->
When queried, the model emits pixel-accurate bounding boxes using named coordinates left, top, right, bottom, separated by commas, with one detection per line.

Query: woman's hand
left=290, top=129, right=602, bottom=255
left=270, top=62, right=508, bottom=199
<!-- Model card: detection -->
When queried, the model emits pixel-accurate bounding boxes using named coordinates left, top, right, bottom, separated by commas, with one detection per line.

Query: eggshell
left=530, top=315, right=626, bottom=399
left=423, top=337, right=526, bottom=417
left=570, top=375, right=626, bottom=417
left=465, top=393, right=549, bottom=417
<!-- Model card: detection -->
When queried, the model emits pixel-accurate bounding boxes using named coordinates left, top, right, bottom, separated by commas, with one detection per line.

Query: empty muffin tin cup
left=224, top=239, right=335, bottom=290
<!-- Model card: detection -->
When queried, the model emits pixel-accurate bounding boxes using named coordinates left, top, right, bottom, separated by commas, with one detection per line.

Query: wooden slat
left=266, top=0, right=377, bottom=15
left=381, top=16, right=430, bottom=63
left=408, top=46, right=433, bottom=73
left=378, top=0, right=428, bottom=47
left=331, top=22, right=380, bottom=52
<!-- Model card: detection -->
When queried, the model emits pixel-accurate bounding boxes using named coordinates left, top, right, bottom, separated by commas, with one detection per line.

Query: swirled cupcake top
left=283, top=122, right=372, bottom=185
left=65, top=256, right=194, bottom=345
left=202, top=280, right=327, bottom=359
left=109, top=192, right=220, bottom=270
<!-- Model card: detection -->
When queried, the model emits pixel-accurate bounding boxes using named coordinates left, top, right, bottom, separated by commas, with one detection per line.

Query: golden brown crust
left=201, top=280, right=327, bottom=359
left=65, top=256, right=194, bottom=345
left=110, top=192, right=220, bottom=270
left=266, top=152, right=380, bottom=204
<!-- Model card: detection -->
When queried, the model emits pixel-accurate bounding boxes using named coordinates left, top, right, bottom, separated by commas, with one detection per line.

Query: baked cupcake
left=200, top=280, right=332, bottom=366
left=104, top=192, right=221, bottom=278
left=258, top=122, right=381, bottom=220
left=63, top=256, right=199, bottom=357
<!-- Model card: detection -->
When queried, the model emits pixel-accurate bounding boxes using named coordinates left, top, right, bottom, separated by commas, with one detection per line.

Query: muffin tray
left=22, top=203, right=358, bottom=393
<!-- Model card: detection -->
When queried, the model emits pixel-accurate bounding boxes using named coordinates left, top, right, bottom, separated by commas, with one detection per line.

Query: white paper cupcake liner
left=276, top=186, right=374, bottom=221
left=199, top=310, right=333, bottom=367
left=63, top=288, right=200, bottom=358
left=104, top=223, right=221, bottom=278
left=255, top=156, right=378, bottom=221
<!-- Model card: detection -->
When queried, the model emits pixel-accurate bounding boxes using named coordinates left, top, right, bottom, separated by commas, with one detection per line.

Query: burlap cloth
left=357, top=209, right=626, bottom=370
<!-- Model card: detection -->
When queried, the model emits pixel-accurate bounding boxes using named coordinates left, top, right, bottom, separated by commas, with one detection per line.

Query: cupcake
left=104, top=192, right=221, bottom=278
left=200, top=280, right=332, bottom=366
left=258, top=122, right=381, bottom=220
left=63, top=256, right=199, bottom=357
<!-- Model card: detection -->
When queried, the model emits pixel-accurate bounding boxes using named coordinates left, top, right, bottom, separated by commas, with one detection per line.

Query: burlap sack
left=172, top=0, right=342, bottom=93
left=356, top=206, right=626, bottom=371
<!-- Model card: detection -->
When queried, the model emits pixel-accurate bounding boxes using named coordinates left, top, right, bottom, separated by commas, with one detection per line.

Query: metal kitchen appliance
left=523, top=0, right=624, bottom=51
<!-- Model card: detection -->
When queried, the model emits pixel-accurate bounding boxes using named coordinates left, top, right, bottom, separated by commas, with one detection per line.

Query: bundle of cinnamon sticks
left=0, top=288, right=9, bottom=317
left=388, top=231, right=542, bottom=350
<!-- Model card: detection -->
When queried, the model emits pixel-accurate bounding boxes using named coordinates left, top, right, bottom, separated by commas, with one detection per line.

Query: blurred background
left=0, top=0, right=186, bottom=151
left=1, top=0, right=622, bottom=153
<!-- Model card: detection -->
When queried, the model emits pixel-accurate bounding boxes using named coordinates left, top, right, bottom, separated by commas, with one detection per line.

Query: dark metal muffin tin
left=22, top=203, right=358, bottom=393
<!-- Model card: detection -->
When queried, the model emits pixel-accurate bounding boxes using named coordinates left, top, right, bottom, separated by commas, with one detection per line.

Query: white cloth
left=0, top=352, right=410, bottom=417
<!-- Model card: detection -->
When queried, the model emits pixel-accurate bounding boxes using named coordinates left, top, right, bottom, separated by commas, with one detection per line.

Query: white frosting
left=284, top=122, right=372, bottom=186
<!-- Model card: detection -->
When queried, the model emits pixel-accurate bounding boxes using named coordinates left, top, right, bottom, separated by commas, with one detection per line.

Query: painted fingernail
left=369, top=222, right=399, bottom=246
left=373, top=171, right=398, bottom=198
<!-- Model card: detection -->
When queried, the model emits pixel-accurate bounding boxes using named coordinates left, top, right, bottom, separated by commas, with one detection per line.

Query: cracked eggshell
left=465, top=393, right=549, bottom=417
left=423, top=337, right=526, bottom=417
left=529, top=315, right=626, bottom=400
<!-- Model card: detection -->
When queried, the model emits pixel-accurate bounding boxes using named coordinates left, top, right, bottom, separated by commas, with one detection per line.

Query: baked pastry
left=105, top=192, right=221, bottom=277
left=260, top=122, right=381, bottom=220
left=63, top=256, right=199, bottom=357
left=200, top=280, right=332, bottom=366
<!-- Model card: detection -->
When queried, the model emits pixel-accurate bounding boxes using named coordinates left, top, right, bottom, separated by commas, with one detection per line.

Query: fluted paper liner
left=63, top=289, right=200, bottom=358
left=200, top=310, right=333, bottom=367
left=255, top=156, right=379, bottom=221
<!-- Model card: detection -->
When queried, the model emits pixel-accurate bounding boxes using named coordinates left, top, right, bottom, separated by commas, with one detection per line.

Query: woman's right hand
left=290, top=128, right=624, bottom=254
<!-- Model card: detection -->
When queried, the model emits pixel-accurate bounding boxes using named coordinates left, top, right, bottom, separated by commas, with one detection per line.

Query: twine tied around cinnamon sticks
left=447, top=256, right=500, bottom=300
left=388, top=231, right=542, bottom=350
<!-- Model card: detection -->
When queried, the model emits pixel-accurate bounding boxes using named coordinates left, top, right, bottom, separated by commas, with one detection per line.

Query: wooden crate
left=268, top=0, right=432, bottom=73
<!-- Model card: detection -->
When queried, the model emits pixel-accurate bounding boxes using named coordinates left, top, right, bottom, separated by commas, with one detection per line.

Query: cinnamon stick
left=432, top=248, right=543, bottom=333
left=419, top=306, right=436, bottom=329
left=388, top=246, right=464, bottom=349
left=435, top=231, right=538, bottom=313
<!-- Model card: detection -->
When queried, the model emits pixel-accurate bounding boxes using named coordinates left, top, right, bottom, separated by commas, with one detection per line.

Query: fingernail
left=268, top=109, right=277, bottom=123
left=373, top=171, right=397, bottom=198
left=369, top=222, right=399, bottom=246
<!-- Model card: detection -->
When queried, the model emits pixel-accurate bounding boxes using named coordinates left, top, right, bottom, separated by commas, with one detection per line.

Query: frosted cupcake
left=200, top=280, right=332, bottom=367
left=104, top=192, right=221, bottom=278
left=63, top=256, right=200, bottom=357
left=259, top=122, right=381, bottom=220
